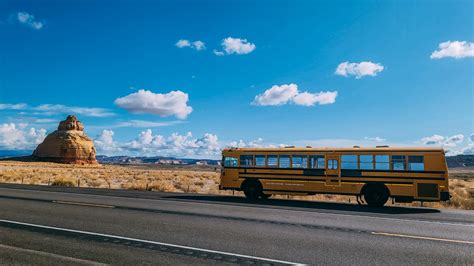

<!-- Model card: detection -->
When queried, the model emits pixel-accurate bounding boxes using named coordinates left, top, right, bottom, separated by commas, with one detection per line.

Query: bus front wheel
left=362, top=184, right=389, bottom=207
left=242, top=179, right=263, bottom=200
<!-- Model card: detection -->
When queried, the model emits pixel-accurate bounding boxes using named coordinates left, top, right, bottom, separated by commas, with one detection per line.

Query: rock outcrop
left=33, top=115, right=97, bottom=164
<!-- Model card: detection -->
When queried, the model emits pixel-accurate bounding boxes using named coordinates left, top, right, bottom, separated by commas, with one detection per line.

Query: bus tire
left=362, top=184, right=389, bottom=207
left=242, top=179, right=262, bottom=200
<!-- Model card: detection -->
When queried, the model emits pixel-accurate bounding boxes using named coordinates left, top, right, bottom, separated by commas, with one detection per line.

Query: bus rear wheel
left=243, top=179, right=263, bottom=200
left=362, top=184, right=389, bottom=207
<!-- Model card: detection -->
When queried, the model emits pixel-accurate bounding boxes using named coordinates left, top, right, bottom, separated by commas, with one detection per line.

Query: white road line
left=0, top=219, right=304, bottom=265
left=371, top=232, right=474, bottom=245
left=0, top=243, right=106, bottom=265
left=52, top=200, right=115, bottom=208
left=300, top=210, right=474, bottom=228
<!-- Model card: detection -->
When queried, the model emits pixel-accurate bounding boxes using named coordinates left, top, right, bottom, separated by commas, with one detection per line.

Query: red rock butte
left=33, top=115, right=97, bottom=164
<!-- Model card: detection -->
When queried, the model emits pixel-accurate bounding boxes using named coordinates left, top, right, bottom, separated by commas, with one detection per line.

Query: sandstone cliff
left=33, top=115, right=97, bottom=164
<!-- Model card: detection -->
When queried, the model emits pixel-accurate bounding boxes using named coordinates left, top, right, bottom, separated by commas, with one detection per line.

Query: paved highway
left=0, top=183, right=473, bottom=265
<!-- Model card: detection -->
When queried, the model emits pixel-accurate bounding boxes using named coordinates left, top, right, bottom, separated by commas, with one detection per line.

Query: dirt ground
left=0, top=161, right=472, bottom=210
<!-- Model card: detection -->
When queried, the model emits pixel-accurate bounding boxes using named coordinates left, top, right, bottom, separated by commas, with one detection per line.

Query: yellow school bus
left=219, top=146, right=450, bottom=206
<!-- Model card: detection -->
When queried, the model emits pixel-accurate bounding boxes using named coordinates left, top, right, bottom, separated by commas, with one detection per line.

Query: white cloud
left=17, top=12, right=43, bottom=30
left=0, top=103, right=28, bottom=110
left=335, top=61, right=384, bottom=78
left=293, top=91, right=338, bottom=106
left=226, top=138, right=287, bottom=149
left=175, top=39, right=206, bottom=51
left=33, top=104, right=115, bottom=117
left=421, top=134, right=464, bottom=147
left=192, top=41, right=206, bottom=51
left=444, top=134, right=464, bottom=147
left=253, top=84, right=298, bottom=106
left=175, top=39, right=191, bottom=48
left=33, top=118, right=56, bottom=123
left=114, top=89, right=193, bottom=119
left=470, top=134, right=474, bottom=142
left=113, top=120, right=184, bottom=128
left=95, top=129, right=220, bottom=157
left=94, top=130, right=121, bottom=154
left=215, top=37, right=256, bottom=55
left=420, top=134, right=470, bottom=155
left=364, top=136, right=386, bottom=142
left=0, top=123, right=46, bottom=150
left=228, top=138, right=264, bottom=148
left=252, top=84, right=337, bottom=106
left=0, top=103, right=114, bottom=117
left=430, top=41, right=474, bottom=59
left=213, top=50, right=225, bottom=56
left=461, top=143, right=474, bottom=155
left=421, top=134, right=445, bottom=145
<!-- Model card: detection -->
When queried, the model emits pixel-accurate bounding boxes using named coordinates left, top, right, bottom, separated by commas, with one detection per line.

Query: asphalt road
left=0, top=183, right=473, bottom=265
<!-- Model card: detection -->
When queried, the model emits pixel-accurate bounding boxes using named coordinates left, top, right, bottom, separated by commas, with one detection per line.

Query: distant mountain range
left=95, top=155, right=220, bottom=165
left=0, top=150, right=33, bottom=158
left=0, top=150, right=472, bottom=167
left=446, top=155, right=474, bottom=168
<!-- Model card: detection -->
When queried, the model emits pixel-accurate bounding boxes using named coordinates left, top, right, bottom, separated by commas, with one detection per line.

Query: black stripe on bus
left=340, top=180, right=413, bottom=185
left=261, top=189, right=359, bottom=196
left=226, top=166, right=445, bottom=174
left=239, top=172, right=325, bottom=177
left=239, top=176, right=326, bottom=182
left=238, top=173, right=445, bottom=181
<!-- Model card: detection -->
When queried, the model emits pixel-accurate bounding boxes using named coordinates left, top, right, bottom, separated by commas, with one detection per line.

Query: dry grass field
left=0, top=161, right=473, bottom=210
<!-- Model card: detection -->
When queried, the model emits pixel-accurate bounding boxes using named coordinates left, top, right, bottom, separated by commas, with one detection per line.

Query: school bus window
left=267, top=155, right=278, bottom=167
left=328, top=159, right=338, bottom=170
left=375, top=155, right=389, bottom=170
left=310, top=155, right=325, bottom=169
left=255, top=155, right=266, bottom=167
left=408, top=156, right=424, bottom=171
left=392, top=155, right=406, bottom=171
left=341, top=155, right=358, bottom=169
left=279, top=155, right=290, bottom=168
left=292, top=155, right=308, bottom=168
left=360, top=155, right=374, bottom=170
left=224, top=157, right=238, bottom=167
left=240, top=155, right=254, bottom=167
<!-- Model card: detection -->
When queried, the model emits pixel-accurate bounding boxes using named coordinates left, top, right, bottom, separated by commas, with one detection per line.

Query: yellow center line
left=52, top=200, right=115, bottom=208
left=371, top=232, right=474, bottom=245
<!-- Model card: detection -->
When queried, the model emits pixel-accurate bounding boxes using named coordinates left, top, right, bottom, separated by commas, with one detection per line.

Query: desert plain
left=0, top=160, right=472, bottom=210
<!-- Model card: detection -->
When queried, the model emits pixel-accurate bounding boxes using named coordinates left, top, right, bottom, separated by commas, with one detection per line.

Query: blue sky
left=0, top=0, right=473, bottom=158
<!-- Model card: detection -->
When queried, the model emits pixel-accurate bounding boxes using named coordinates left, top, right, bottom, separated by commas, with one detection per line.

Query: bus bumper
left=440, top=192, right=451, bottom=201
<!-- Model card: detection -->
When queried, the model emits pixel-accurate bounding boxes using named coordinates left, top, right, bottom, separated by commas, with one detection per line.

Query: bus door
left=220, top=155, right=240, bottom=188
left=325, top=154, right=341, bottom=186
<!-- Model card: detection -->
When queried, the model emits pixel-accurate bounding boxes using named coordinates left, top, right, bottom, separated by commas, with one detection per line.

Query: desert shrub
left=51, top=179, right=76, bottom=187
left=148, top=181, right=177, bottom=192
left=194, top=180, right=205, bottom=187
left=448, top=187, right=474, bottom=210
left=87, top=179, right=103, bottom=188
left=122, top=182, right=147, bottom=191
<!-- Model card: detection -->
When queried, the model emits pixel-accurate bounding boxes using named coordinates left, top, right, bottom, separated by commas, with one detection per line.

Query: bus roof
left=223, top=147, right=445, bottom=153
